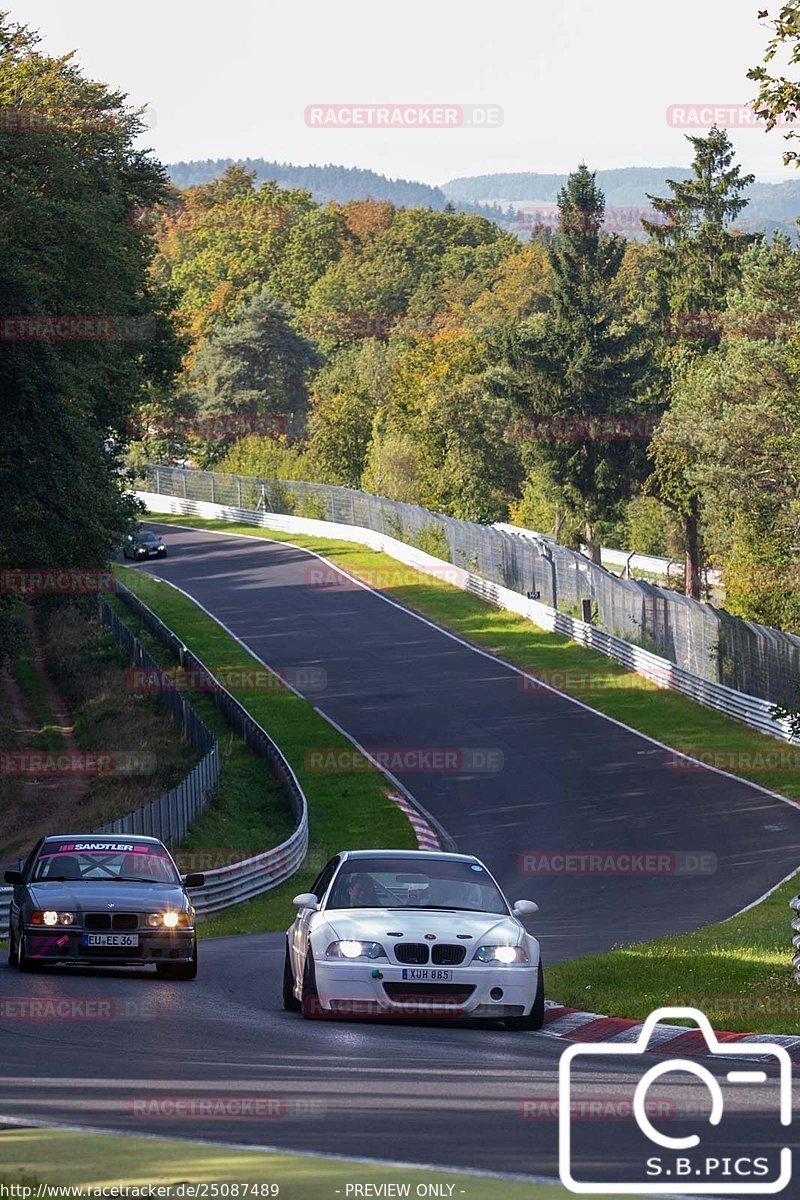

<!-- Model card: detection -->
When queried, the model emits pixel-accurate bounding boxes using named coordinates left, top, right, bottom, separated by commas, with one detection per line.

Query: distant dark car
left=122, top=530, right=167, bottom=559
left=4, top=834, right=204, bottom=978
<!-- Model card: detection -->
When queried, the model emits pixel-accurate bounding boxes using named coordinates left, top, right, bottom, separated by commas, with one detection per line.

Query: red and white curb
left=543, top=1001, right=800, bottom=1061
left=389, top=793, right=442, bottom=851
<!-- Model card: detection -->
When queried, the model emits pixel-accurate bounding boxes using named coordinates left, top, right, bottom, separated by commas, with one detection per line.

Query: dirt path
left=0, top=609, right=91, bottom=867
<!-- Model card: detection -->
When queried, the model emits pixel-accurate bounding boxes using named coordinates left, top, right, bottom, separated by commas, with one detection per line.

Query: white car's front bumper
left=311, top=957, right=540, bottom=1019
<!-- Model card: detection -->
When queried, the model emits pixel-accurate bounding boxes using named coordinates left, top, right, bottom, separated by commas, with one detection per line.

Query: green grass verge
left=547, top=872, right=800, bottom=1035
left=106, top=593, right=296, bottom=858
left=0, top=1127, right=645, bottom=1199
left=114, top=565, right=414, bottom=939
left=140, top=512, right=800, bottom=1030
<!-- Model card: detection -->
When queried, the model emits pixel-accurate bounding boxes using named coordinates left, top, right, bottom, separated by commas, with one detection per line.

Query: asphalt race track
left=2, top=520, right=799, bottom=1188
left=0, top=935, right=794, bottom=1185
left=137, top=521, right=800, bottom=959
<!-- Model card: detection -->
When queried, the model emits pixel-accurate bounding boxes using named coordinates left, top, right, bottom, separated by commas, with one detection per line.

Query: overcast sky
left=10, top=0, right=799, bottom=186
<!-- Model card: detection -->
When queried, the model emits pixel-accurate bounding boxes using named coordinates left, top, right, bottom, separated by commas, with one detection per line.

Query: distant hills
left=166, top=159, right=800, bottom=240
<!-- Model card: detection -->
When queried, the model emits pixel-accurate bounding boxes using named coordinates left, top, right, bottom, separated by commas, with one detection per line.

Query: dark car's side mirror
left=4, top=870, right=23, bottom=884
left=183, top=873, right=205, bottom=889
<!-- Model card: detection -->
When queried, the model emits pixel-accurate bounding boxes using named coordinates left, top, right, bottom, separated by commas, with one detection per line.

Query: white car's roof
left=337, top=849, right=481, bottom=864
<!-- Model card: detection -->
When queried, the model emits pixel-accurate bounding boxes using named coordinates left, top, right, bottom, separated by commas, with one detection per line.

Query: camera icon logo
left=559, top=1007, right=792, bottom=1194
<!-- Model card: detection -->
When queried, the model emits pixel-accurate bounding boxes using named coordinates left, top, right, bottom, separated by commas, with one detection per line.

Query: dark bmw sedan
left=122, top=529, right=167, bottom=559
left=4, top=835, right=204, bottom=979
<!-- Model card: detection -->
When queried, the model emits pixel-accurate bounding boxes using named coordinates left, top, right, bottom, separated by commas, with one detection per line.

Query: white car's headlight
left=473, top=944, right=529, bottom=965
left=326, top=940, right=387, bottom=960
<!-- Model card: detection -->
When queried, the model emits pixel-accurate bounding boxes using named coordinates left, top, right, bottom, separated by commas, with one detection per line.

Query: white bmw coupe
left=283, top=849, right=544, bottom=1030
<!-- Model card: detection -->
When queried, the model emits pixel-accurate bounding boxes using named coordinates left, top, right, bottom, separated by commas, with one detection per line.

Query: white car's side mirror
left=513, top=899, right=539, bottom=917
left=292, top=892, right=320, bottom=911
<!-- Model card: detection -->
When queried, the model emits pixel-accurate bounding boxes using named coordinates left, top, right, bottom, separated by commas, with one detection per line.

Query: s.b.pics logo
left=559, top=1008, right=792, bottom=1194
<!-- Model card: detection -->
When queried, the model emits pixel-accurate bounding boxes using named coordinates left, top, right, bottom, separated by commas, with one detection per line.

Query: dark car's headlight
left=31, top=910, right=76, bottom=927
left=326, top=940, right=386, bottom=960
left=147, top=912, right=190, bottom=928
left=473, top=944, right=529, bottom=965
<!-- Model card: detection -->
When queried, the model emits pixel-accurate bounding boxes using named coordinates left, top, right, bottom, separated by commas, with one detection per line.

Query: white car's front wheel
left=282, top=941, right=301, bottom=1012
left=301, top=948, right=322, bottom=1019
left=504, top=961, right=545, bottom=1031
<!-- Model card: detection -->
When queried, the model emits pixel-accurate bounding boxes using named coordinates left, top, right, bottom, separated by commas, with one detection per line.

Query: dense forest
left=167, top=160, right=800, bottom=242
left=166, top=159, right=511, bottom=228
left=3, top=9, right=800, bottom=663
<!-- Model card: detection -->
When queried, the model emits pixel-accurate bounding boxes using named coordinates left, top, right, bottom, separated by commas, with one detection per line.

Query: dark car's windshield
left=32, top=842, right=180, bottom=884
left=136, top=532, right=160, bottom=544
left=326, top=856, right=508, bottom=914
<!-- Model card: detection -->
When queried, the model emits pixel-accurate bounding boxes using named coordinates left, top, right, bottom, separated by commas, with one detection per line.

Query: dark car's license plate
left=82, top=934, right=139, bottom=948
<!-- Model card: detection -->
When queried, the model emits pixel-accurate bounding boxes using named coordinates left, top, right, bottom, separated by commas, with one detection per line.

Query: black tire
left=158, top=550, right=167, bottom=559
left=18, top=932, right=43, bottom=973
left=7, top=926, right=18, bottom=968
left=283, top=942, right=301, bottom=1012
left=505, top=961, right=545, bottom=1031
left=156, top=943, right=197, bottom=980
left=301, top=948, right=322, bottom=1019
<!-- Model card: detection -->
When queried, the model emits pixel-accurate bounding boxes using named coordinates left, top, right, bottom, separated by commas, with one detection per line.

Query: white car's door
left=291, top=856, right=340, bottom=988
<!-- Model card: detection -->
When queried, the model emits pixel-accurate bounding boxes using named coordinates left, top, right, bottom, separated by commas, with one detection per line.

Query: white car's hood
left=322, top=907, right=524, bottom=947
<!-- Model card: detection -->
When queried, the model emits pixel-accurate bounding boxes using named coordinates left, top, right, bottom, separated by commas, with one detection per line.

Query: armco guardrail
left=792, top=895, right=800, bottom=985
left=0, top=890, right=9, bottom=940
left=98, top=599, right=220, bottom=844
left=136, top=489, right=798, bottom=748
left=111, top=580, right=309, bottom=916
left=142, top=464, right=800, bottom=708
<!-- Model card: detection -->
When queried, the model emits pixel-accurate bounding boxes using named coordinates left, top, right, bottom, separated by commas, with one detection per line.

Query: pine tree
left=494, top=164, right=654, bottom=561
left=644, top=129, right=756, bottom=596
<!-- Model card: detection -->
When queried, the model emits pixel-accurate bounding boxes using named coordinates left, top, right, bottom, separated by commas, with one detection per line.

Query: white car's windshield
left=327, top=856, right=507, bottom=914
left=32, top=842, right=180, bottom=884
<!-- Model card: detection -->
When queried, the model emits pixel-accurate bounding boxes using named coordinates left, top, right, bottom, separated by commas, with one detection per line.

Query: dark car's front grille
left=84, top=913, right=139, bottom=931
left=432, top=944, right=466, bottom=965
left=394, top=943, right=429, bottom=965
left=383, top=983, right=475, bottom=1004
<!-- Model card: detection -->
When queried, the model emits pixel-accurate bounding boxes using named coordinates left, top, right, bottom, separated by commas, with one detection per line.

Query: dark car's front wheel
left=156, top=942, right=197, bottom=980
left=6, top=926, right=18, bottom=967
left=17, top=932, right=43, bottom=973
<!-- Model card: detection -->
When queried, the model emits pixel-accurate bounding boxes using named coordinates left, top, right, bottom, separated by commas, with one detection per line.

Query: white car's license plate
left=400, top=968, right=453, bottom=982
left=83, top=934, right=139, bottom=948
